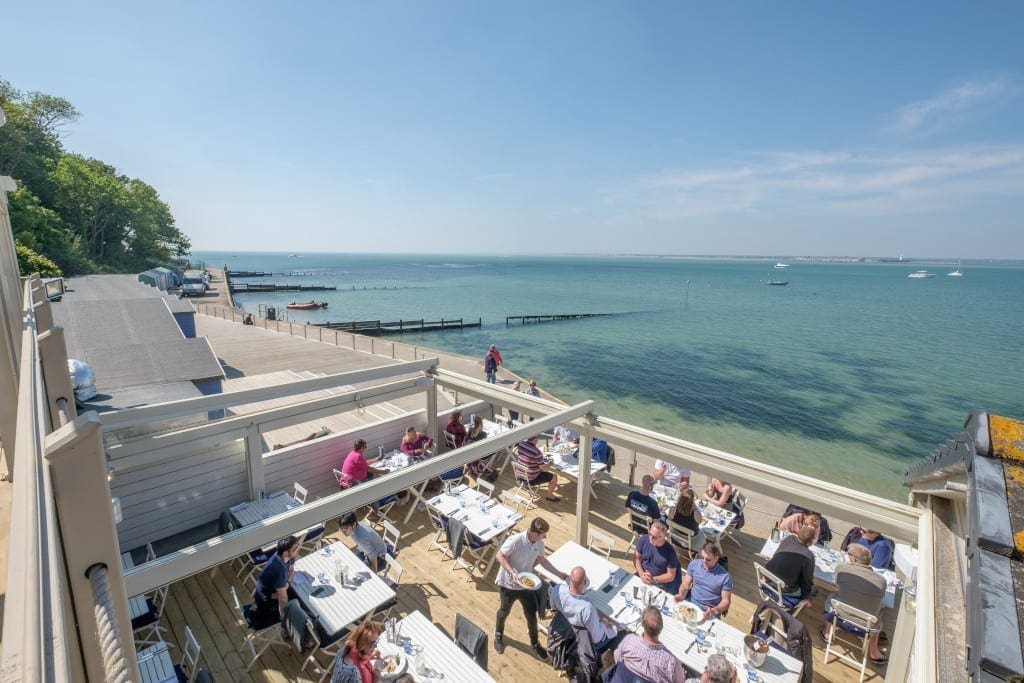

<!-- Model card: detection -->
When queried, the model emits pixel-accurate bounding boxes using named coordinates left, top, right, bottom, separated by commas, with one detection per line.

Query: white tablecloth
left=695, top=499, right=736, bottom=538
left=293, top=541, right=396, bottom=638
left=758, top=535, right=901, bottom=609
left=426, top=484, right=522, bottom=542
left=652, top=484, right=681, bottom=510
left=136, top=642, right=176, bottom=683
left=384, top=610, right=495, bottom=682
left=230, top=490, right=299, bottom=527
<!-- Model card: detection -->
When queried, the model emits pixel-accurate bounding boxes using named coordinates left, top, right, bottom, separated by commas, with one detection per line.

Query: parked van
left=181, top=270, right=207, bottom=297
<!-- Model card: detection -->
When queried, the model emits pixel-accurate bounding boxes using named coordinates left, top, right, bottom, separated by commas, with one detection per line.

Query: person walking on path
left=484, top=349, right=498, bottom=384
left=489, top=344, right=504, bottom=367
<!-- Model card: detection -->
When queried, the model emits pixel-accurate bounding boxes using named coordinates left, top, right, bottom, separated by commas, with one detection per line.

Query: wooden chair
left=823, top=599, right=882, bottom=682
left=587, top=528, right=616, bottom=559
left=753, top=562, right=806, bottom=616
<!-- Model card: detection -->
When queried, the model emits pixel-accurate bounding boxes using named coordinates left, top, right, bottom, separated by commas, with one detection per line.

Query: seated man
left=338, top=513, right=391, bottom=572
left=821, top=544, right=887, bottom=664
left=249, top=535, right=300, bottom=629
left=675, top=542, right=733, bottom=621
left=764, top=524, right=816, bottom=608
left=613, top=606, right=686, bottom=683
left=685, top=653, right=735, bottom=683
left=633, top=520, right=681, bottom=594
left=552, top=424, right=580, bottom=446
left=551, top=566, right=624, bottom=655
left=400, top=426, right=433, bottom=458
left=625, top=475, right=661, bottom=529
left=653, top=458, right=691, bottom=489
left=856, top=528, right=894, bottom=569
left=516, top=435, right=561, bottom=502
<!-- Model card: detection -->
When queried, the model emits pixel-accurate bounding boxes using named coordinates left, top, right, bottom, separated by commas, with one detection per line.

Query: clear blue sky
left=3, top=2, right=1023, bottom=257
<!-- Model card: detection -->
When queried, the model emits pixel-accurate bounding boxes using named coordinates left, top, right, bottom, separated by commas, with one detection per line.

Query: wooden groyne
left=315, top=318, right=481, bottom=335
left=506, top=313, right=616, bottom=326
left=226, top=270, right=335, bottom=277
left=229, top=283, right=338, bottom=293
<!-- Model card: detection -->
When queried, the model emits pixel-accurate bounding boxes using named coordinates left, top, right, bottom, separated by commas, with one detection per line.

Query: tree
left=15, top=241, right=62, bottom=278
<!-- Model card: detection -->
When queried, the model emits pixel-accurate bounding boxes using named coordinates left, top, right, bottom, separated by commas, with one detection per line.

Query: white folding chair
left=500, top=489, right=532, bottom=514
left=132, top=584, right=170, bottom=648
left=511, top=459, right=540, bottom=506
left=753, top=562, right=806, bottom=616
left=425, top=505, right=454, bottom=560
left=666, top=519, right=700, bottom=561
left=380, top=520, right=401, bottom=555
left=373, top=554, right=404, bottom=621
left=293, top=481, right=309, bottom=505
left=230, top=586, right=288, bottom=671
left=720, top=491, right=747, bottom=547
left=475, top=478, right=495, bottom=499
left=451, top=527, right=495, bottom=581
left=587, top=528, right=615, bottom=559
left=625, top=512, right=653, bottom=554
left=443, top=430, right=460, bottom=450
left=299, top=522, right=326, bottom=555
left=823, top=599, right=882, bottom=682
left=174, top=625, right=202, bottom=683
left=333, top=468, right=353, bottom=489
left=145, top=542, right=157, bottom=562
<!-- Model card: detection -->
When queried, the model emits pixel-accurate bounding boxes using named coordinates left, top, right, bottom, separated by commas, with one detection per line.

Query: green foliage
left=1, top=77, right=191, bottom=275
left=14, top=240, right=62, bottom=277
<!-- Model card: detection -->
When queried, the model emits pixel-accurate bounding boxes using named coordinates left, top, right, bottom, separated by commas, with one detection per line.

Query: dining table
left=136, top=641, right=176, bottom=683
left=228, top=489, right=300, bottom=527
left=292, top=540, right=396, bottom=642
left=539, top=541, right=803, bottom=682
left=695, top=498, right=737, bottom=541
left=426, top=484, right=522, bottom=575
left=758, top=534, right=902, bottom=609
left=652, top=483, right=682, bottom=510
left=542, top=445, right=607, bottom=499
left=376, top=610, right=495, bottom=682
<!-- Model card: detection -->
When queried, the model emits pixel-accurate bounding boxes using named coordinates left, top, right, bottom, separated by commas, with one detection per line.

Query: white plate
left=676, top=600, right=705, bottom=624
left=517, top=572, right=543, bottom=590
left=379, top=652, right=407, bottom=679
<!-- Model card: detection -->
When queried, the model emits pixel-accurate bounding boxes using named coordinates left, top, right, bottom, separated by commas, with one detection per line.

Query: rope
left=87, top=564, right=132, bottom=683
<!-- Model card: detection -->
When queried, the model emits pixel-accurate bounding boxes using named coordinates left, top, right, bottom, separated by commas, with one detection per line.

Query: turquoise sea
left=193, top=252, right=1024, bottom=501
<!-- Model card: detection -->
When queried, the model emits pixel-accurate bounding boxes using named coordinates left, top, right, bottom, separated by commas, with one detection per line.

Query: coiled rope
left=87, top=564, right=132, bottom=683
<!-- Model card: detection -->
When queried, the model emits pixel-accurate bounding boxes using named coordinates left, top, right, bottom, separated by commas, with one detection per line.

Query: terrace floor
left=150, top=463, right=894, bottom=682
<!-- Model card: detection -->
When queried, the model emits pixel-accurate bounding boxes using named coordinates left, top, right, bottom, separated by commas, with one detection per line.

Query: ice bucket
left=743, top=634, right=769, bottom=668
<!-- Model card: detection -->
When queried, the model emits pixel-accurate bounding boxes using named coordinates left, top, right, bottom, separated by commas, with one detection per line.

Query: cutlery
left=614, top=604, right=630, bottom=619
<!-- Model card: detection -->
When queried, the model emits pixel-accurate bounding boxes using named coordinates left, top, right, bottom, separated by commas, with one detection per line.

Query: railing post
left=32, top=297, right=55, bottom=334
left=425, top=377, right=439, bottom=451
left=45, top=412, right=139, bottom=682
left=37, top=326, right=78, bottom=429
left=576, top=429, right=593, bottom=545
left=245, top=423, right=266, bottom=498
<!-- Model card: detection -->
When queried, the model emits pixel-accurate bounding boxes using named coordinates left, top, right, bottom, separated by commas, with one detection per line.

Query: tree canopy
left=1, top=78, right=191, bottom=276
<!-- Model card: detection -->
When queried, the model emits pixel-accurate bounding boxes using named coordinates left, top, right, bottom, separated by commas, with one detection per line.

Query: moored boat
left=907, top=270, right=936, bottom=279
left=774, top=262, right=790, bottom=269
left=948, top=261, right=964, bottom=277
left=286, top=300, right=329, bottom=310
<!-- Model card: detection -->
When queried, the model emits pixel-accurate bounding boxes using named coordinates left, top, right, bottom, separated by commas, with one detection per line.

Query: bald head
left=569, top=566, right=588, bottom=594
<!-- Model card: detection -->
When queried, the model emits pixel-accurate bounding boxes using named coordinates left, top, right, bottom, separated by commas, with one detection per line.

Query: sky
left=2, top=1, right=1023, bottom=258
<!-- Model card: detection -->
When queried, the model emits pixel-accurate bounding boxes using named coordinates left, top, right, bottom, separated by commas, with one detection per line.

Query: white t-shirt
left=495, top=531, right=545, bottom=589
left=654, top=459, right=690, bottom=487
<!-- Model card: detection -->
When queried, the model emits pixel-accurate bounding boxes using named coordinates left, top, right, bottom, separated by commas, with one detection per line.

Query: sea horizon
left=192, top=250, right=1024, bottom=502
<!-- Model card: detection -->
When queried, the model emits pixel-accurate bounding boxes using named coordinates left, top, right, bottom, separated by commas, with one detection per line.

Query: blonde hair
left=346, top=621, right=382, bottom=656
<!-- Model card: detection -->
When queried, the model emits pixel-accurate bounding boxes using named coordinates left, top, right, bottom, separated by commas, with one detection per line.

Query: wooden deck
left=151, top=466, right=892, bottom=682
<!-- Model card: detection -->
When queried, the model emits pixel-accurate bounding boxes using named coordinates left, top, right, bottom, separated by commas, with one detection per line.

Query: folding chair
left=625, top=512, right=653, bottom=554
left=587, top=528, right=615, bottom=559
left=332, top=468, right=353, bottom=490
left=452, top=527, right=494, bottom=581
left=511, top=460, right=540, bottom=506
left=380, top=519, right=401, bottom=556
left=145, top=542, right=157, bottom=562
left=475, top=478, right=495, bottom=499
left=667, top=519, right=700, bottom=561
left=753, top=562, right=806, bottom=616
left=293, top=482, right=309, bottom=505
left=500, top=489, right=533, bottom=514
left=823, top=599, right=882, bottom=682
left=454, top=613, right=489, bottom=671
left=443, top=430, right=460, bottom=450
left=298, top=522, right=326, bottom=555
left=132, top=584, right=170, bottom=647
left=721, top=491, right=747, bottom=547
left=373, top=554, right=404, bottom=621
left=174, top=625, right=202, bottom=683
left=440, top=465, right=465, bottom=491
left=425, top=505, right=453, bottom=560
left=238, top=543, right=277, bottom=589
left=231, top=586, right=288, bottom=671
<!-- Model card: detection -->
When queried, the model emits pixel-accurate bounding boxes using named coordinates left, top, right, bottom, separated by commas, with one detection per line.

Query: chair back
left=666, top=518, right=697, bottom=556
left=444, top=430, right=460, bottom=450
left=511, top=460, right=532, bottom=484
left=145, top=542, right=157, bottom=562
left=381, top=520, right=401, bottom=551
left=151, top=583, right=169, bottom=617
left=754, top=562, right=787, bottom=605
left=383, top=553, right=404, bottom=585
left=732, top=491, right=748, bottom=514
left=831, top=599, right=879, bottom=634
left=628, top=511, right=652, bottom=535
left=454, top=613, right=488, bottom=671
left=293, top=481, right=308, bottom=504
left=587, top=528, right=615, bottom=558
left=427, top=505, right=447, bottom=531
left=500, top=489, right=531, bottom=512
left=332, top=468, right=353, bottom=489
left=180, top=625, right=202, bottom=682
left=194, top=670, right=214, bottom=683
left=476, top=478, right=495, bottom=498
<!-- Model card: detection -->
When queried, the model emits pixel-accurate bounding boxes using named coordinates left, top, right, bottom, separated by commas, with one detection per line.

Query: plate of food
left=517, top=572, right=543, bottom=590
left=553, top=442, right=576, bottom=455
left=676, top=601, right=705, bottom=625
left=379, top=652, right=407, bottom=679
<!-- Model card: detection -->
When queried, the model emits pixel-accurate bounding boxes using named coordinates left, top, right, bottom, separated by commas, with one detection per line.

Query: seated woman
left=400, top=426, right=433, bottom=458
left=703, top=478, right=734, bottom=508
left=668, top=488, right=705, bottom=549
left=444, top=409, right=468, bottom=448
left=780, top=509, right=823, bottom=545
left=340, top=620, right=384, bottom=683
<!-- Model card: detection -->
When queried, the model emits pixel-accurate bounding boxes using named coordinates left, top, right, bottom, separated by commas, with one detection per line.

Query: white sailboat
left=948, top=261, right=964, bottom=277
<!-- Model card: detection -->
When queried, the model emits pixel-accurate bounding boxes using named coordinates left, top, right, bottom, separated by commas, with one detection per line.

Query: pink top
left=780, top=512, right=821, bottom=545
left=401, top=434, right=432, bottom=456
left=342, top=450, right=369, bottom=484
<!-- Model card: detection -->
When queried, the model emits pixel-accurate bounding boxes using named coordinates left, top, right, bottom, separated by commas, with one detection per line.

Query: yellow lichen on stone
left=1008, top=466, right=1024, bottom=484
left=990, top=415, right=1024, bottom=463
left=1016, top=530, right=1024, bottom=555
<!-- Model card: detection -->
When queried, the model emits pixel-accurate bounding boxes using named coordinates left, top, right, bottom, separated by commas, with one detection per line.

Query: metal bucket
left=743, top=634, right=769, bottom=668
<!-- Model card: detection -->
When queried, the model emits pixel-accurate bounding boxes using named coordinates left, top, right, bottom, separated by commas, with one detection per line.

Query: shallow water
left=194, top=252, right=1024, bottom=500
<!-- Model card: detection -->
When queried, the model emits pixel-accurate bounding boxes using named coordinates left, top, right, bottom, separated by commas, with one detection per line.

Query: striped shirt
left=516, top=440, right=544, bottom=480
left=614, top=633, right=686, bottom=683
